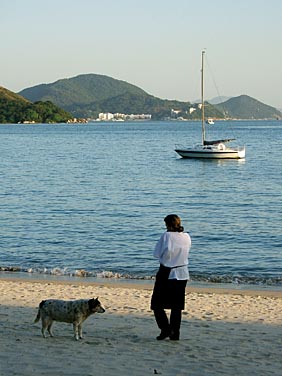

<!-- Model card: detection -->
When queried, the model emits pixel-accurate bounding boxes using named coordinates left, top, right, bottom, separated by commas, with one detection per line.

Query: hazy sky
left=1, top=0, right=281, bottom=108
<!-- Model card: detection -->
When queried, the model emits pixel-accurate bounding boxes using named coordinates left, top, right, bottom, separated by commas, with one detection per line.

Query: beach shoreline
left=0, top=277, right=281, bottom=375
left=0, top=272, right=281, bottom=297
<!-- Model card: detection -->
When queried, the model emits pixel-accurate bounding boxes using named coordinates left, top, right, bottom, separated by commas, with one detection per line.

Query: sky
left=1, top=0, right=282, bottom=108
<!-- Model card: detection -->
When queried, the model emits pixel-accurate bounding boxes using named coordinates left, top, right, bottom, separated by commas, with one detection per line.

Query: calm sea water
left=0, top=121, right=281, bottom=288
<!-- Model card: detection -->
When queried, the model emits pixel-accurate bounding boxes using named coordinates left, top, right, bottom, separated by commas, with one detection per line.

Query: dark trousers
left=153, top=308, right=182, bottom=335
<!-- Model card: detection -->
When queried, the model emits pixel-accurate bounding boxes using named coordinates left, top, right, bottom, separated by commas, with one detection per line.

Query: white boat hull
left=175, top=146, right=246, bottom=159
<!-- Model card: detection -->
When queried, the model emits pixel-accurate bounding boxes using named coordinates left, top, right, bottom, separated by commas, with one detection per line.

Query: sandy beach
left=0, top=277, right=281, bottom=376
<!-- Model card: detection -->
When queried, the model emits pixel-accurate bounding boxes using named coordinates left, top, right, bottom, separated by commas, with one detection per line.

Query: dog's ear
left=88, top=298, right=97, bottom=309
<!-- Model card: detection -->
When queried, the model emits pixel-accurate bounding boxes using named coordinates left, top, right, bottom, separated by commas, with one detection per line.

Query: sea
left=0, top=120, right=281, bottom=291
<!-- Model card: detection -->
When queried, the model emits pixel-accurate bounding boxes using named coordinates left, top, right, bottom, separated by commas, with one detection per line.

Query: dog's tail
left=34, top=300, right=45, bottom=323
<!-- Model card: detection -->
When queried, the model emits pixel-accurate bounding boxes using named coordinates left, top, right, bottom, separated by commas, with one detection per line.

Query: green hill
left=19, top=74, right=224, bottom=120
left=19, top=74, right=148, bottom=108
left=216, top=95, right=281, bottom=120
left=0, top=86, right=72, bottom=123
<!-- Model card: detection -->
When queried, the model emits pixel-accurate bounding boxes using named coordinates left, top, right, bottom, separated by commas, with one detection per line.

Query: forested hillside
left=215, top=95, right=282, bottom=119
left=0, top=87, right=72, bottom=123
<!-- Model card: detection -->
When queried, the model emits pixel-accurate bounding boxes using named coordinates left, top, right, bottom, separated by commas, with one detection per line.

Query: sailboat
left=206, top=118, right=215, bottom=125
left=175, top=51, right=246, bottom=159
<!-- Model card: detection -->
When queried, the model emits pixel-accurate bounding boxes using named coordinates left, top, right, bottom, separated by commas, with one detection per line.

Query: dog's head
left=88, top=298, right=105, bottom=313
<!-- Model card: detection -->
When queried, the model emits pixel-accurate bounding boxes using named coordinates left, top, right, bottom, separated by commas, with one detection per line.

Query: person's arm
left=153, top=233, right=167, bottom=259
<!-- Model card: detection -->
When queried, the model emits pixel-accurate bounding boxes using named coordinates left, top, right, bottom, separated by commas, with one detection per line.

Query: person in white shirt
left=151, top=214, right=191, bottom=340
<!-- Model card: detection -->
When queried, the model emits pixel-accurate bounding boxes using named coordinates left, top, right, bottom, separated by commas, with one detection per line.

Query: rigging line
left=205, top=55, right=225, bottom=108
left=205, top=55, right=238, bottom=140
left=188, top=55, right=201, bottom=105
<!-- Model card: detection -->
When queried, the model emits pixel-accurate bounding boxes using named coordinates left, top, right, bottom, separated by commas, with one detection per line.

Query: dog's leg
left=41, top=318, right=49, bottom=338
left=78, top=323, right=83, bottom=339
left=47, top=321, right=54, bottom=337
left=41, top=327, right=46, bottom=338
left=73, top=323, right=79, bottom=341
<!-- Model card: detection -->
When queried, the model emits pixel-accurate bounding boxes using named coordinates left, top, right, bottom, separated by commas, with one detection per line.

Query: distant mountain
left=18, top=74, right=282, bottom=120
left=215, top=95, right=282, bottom=120
left=193, top=96, right=233, bottom=104
left=0, top=86, right=72, bottom=123
left=208, top=96, right=233, bottom=104
left=19, top=74, right=148, bottom=108
left=18, top=74, right=224, bottom=120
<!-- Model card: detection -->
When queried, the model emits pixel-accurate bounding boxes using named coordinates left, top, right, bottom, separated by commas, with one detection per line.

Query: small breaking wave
left=0, top=266, right=155, bottom=281
left=0, top=265, right=281, bottom=287
left=191, top=273, right=282, bottom=287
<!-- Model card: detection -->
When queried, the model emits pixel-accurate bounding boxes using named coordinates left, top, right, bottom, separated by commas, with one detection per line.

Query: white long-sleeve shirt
left=154, top=231, right=191, bottom=280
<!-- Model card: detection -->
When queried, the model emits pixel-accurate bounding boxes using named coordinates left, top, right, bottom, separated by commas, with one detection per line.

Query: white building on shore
left=98, top=113, right=114, bottom=121
left=97, top=112, right=151, bottom=121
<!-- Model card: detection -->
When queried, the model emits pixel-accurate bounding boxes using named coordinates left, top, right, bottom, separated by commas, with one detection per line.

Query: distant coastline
left=16, top=74, right=282, bottom=121
left=1, top=74, right=282, bottom=123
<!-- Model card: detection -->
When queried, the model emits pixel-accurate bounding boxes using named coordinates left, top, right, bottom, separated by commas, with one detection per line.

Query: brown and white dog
left=34, top=298, right=105, bottom=340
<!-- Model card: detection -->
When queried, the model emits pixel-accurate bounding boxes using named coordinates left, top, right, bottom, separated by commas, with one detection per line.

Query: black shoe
left=156, top=330, right=171, bottom=340
left=169, top=332, right=180, bottom=341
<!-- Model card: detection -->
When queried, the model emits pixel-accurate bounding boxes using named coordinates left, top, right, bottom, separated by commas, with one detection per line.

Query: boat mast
left=201, top=50, right=205, bottom=145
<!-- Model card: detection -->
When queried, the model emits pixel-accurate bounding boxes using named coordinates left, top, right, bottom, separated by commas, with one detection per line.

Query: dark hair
left=164, top=214, right=184, bottom=232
